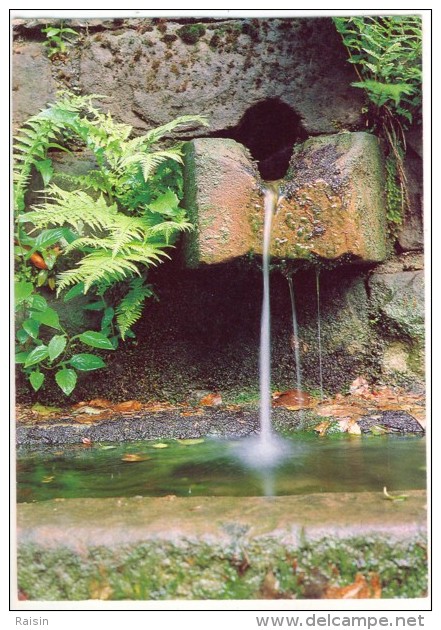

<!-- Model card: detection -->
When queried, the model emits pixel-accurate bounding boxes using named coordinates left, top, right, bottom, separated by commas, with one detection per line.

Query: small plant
left=333, top=16, right=422, bottom=229
left=14, top=91, right=208, bottom=395
left=177, top=24, right=206, bottom=45
left=42, top=23, right=79, bottom=58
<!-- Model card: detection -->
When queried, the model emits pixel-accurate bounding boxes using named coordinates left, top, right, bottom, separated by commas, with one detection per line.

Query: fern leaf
left=115, top=278, right=154, bottom=340
left=22, top=187, right=118, bottom=232
left=119, top=149, right=183, bottom=181
left=143, top=115, right=209, bottom=144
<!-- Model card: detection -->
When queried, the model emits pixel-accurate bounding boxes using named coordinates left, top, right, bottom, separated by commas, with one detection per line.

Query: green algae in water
left=16, top=434, right=426, bottom=503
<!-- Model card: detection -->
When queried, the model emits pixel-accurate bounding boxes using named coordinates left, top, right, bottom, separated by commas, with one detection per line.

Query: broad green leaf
left=42, top=27, right=61, bottom=37
left=48, top=335, right=67, bottom=361
left=34, top=159, right=54, bottom=187
left=29, top=371, right=45, bottom=392
left=15, top=351, right=30, bottom=364
left=37, top=270, right=48, bottom=287
left=148, top=190, right=180, bottom=216
left=31, top=307, right=61, bottom=330
left=24, top=345, right=49, bottom=367
left=15, top=281, right=33, bottom=307
left=78, top=331, right=115, bottom=350
left=29, top=294, right=48, bottom=312
left=22, top=318, right=40, bottom=339
left=101, top=307, right=115, bottom=331
left=55, top=368, right=77, bottom=396
left=69, top=353, right=106, bottom=371
left=82, top=301, right=106, bottom=311
left=63, top=282, right=85, bottom=302
left=27, top=228, right=67, bottom=256
left=16, top=329, right=29, bottom=344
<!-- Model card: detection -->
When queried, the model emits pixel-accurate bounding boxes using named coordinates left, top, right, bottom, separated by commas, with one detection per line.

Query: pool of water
left=16, top=434, right=426, bottom=502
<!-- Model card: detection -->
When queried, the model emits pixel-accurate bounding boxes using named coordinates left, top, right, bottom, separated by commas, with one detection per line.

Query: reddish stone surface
left=184, top=133, right=387, bottom=266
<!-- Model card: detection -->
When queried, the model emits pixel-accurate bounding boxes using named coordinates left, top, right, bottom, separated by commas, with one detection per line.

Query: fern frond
left=115, top=278, right=154, bottom=340
left=148, top=219, right=193, bottom=244
left=118, top=149, right=183, bottom=181
left=57, top=243, right=168, bottom=292
left=143, top=115, right=209, bottom=145
left=22, top=187, right=118, bottom=232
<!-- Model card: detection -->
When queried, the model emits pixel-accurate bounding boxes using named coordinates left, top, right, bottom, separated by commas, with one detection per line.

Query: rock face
left=273, top=132, right=387, bottom=262
left=185, top=132, right=387, bottom=266
left=12, top=42, right=55, bottom=128
left=368, top=270, right=425, bottom=383
left=75, top=18, right=364, bottom=137
left=184, top=139, right=262, bottom=266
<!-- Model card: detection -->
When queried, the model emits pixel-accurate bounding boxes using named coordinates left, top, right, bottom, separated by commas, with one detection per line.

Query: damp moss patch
left=17, top=533, right=427, bottom=601
left=17, top=492, right=427, bottom=600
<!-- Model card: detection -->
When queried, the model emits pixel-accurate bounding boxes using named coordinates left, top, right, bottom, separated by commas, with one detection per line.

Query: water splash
left=316, top=268, right=324, bottom=400
left=287, top=275, right=302, bottom=393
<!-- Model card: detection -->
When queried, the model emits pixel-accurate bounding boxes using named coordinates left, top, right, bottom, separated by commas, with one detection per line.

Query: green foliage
left=14, top=91, right=208, bottom=395
left=42, top=23, right=79, bottom=58
left=333, top=16, right=422, bottom=125
left=334, top=16, right=422, bottom=229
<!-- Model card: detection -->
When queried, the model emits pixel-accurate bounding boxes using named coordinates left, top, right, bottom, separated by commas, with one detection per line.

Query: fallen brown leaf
left=273, top=389, right=316, bottom=410
left=88, top=398, right=112, bottom=408
left=350, top=377, right=371, bottom=396
left=324, top=573, right=381, bottom=599
left=260, top=570, right=281, bottom=599
left=114, top=400, right=142, bottom=412
left=200, top=392, right=223, bottom=407
left=315, top=403, right=366, bottom=419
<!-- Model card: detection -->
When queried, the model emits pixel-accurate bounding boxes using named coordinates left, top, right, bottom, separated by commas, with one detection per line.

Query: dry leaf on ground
left=199, top=392, right=223, bottom=407
left=113, top=400, right=142, bottom=412
left=324, top=573, right=381, bottom=599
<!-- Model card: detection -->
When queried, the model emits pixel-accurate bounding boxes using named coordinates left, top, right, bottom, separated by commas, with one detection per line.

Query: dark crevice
left=213, top=98, right=307, bottom=180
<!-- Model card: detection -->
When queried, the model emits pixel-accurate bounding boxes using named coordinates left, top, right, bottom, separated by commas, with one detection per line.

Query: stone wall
left=13, top=16, right=425, bottom=401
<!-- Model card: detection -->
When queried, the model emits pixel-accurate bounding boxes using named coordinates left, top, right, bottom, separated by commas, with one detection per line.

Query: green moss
left=177, top=24, right=206, bottom=45
left=17, top=535, right=427, bottom=600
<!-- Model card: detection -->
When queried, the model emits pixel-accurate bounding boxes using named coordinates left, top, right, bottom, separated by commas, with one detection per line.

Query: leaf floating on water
left=41, top=475, right=55, bottom=483
left=114, top=400, right=142, bottom=412
left=383, top=486, right=408, bottom=501
left=177, top=438, right=205, bottom=445
left=121, top=453, right=151, bottom=462
left=99, top=445, right=117, bottom=450
left=152, top=442, right=169, bottom=449
left=370, top=424, right=389, bottom=435
left=314, top=421, right=331, bottom=436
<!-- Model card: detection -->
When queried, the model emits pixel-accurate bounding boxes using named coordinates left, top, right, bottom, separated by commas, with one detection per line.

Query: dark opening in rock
left=216, top=99, right=307, bottom=180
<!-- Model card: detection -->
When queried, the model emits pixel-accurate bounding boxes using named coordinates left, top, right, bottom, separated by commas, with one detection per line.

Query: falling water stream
left=287, top=275, right=302, bottom=394
left=258, top=184, right=277, bottom=444
left=316, top=269, right=324, bottom=400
